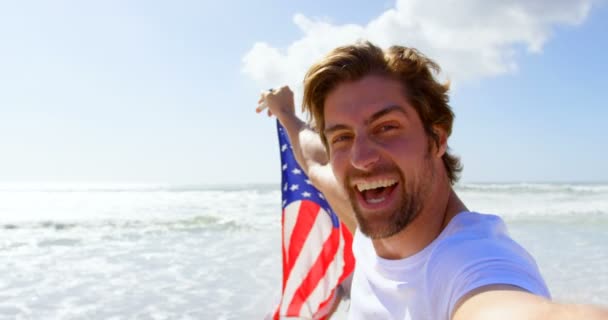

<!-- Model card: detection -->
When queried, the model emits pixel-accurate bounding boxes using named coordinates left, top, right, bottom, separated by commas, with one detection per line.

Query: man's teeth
left=356, top=180, right=397, bottom=192
left=367, top=197, right=385, bottom=204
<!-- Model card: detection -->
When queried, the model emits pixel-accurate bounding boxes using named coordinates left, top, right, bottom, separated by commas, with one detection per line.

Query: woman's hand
left=256, top=86, right=296, bottom=121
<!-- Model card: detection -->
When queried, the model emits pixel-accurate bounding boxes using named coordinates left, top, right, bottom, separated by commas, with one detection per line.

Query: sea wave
left=0, top=187, right=282, bottom=227
left=1, top=183, right=606, bottom=228
left=0, top=182, right=279, bottom=193
left=456, top=183, right=608, bottom=194
left=0, top=215, right=258, bottom=232
left=2, top=182, right=606, bottom=194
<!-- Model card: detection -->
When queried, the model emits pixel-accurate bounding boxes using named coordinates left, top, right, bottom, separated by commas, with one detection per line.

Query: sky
left=0, top=0, right=607, bottom=185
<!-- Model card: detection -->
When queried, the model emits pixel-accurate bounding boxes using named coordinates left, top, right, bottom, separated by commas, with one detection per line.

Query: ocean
left=0, top=183, right=606, bottom=319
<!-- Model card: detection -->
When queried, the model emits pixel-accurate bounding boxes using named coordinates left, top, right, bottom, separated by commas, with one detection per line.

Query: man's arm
left=452, top=285, right=608, bottom=320
left=257, top=86, right=357, bottom=232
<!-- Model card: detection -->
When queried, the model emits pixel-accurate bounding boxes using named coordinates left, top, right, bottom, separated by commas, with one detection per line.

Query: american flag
left=270, top=121, right=355, bottom=320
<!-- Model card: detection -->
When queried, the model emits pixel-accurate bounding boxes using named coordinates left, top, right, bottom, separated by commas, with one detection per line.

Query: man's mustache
left=345, top=165, right=401, bottom=182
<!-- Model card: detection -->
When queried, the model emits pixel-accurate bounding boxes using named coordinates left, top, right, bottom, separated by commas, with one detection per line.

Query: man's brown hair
left=302, top=41, right=462, bottom=184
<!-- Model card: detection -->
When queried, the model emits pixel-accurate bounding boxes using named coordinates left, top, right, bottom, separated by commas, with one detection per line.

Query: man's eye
left=331, top=134, right=352, bottom=144
left=377, top=124, right=398, bottom=132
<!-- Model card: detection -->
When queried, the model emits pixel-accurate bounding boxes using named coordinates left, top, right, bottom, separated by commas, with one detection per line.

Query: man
left=257, top=41, right=608, bottom=319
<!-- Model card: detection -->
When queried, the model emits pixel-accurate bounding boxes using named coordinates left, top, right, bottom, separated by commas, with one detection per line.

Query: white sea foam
left=0, top=183, right=606, bottom=318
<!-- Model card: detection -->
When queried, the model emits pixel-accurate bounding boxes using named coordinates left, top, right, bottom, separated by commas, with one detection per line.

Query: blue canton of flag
left=279, top=124, right=340, bottom=229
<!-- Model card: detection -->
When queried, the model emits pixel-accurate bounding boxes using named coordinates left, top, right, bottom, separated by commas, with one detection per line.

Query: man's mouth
left=355, top=179, right=398, bottom=206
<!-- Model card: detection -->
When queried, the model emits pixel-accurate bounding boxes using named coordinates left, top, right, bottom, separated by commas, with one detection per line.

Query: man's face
left=323, top=75, right=438, bottom=239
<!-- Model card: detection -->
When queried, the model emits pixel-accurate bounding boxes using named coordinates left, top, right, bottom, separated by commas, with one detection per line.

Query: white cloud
left=242, top=0, right=594, bottom=91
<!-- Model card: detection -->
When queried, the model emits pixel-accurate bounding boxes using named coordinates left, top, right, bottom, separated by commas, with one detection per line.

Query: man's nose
left=350, top=135, right=380, bottom=170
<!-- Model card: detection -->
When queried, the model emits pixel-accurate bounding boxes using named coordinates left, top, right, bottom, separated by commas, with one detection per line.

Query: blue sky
left=0, top=0, right=606, bottom=185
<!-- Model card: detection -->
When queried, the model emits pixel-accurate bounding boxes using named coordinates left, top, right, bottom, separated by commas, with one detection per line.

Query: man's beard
left=345, top=157, right=435, bottom=239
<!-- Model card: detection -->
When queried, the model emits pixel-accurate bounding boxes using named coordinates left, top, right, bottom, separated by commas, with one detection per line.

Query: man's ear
left=432, top=125, right=448, bottom=158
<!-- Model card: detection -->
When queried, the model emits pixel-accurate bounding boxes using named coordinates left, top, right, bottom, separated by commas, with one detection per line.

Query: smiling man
left=257, top=41, right=608, bottom=319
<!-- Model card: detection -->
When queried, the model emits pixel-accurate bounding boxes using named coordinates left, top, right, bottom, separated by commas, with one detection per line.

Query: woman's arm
left=257, top=86, right=357, bottom=232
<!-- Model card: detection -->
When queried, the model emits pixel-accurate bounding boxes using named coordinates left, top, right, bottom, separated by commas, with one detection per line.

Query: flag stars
left=290, top=184, right=299, bottom=191
left=292, top=168, right=302, bottom=175
left=282, top=164, right=288, bottom=171
left=302, top=192, right=311, bottom=198
left=282, top=200, right=287, bottom=207
left=281, top=144, right=287, bottom=152
left=318, top=193, right=325, bottom=199
left=305, top=179, right=312, bottom=185
left=283, top=183, right=288, bottom=191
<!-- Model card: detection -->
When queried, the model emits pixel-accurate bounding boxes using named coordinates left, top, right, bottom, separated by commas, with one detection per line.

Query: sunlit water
left=0, top=183, right=606, bottom=319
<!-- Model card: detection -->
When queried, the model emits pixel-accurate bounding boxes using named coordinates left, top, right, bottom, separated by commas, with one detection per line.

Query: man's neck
left=371, top=185, right=467, bottom=260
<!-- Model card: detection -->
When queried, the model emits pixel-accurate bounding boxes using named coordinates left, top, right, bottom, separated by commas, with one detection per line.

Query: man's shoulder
left=430, top=211, right=509, bottom=249
left=426, top=211, right=529, bottom=271
left=441, top=211, right=507, bottom=238
left=424, top=212, right=550, bottom=318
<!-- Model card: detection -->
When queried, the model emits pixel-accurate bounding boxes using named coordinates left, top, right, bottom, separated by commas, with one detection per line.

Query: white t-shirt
left=348, top=211, right=550, bottom=320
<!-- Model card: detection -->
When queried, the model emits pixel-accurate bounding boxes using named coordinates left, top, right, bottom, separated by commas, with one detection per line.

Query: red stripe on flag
left=286, top=225, right=340, bottom=315
left=313, top=223, right=355, bottom=320
left=272, top=306, right=280, bottom=320
left=314, top=290, right=336, bottom=320
left=274, top=211, right=288, bottom=320
left=281, top=210, right=288, bottom=292
left=284, top=201, right=321, bottom=281
left=338, top=222, right=355, bottom=284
